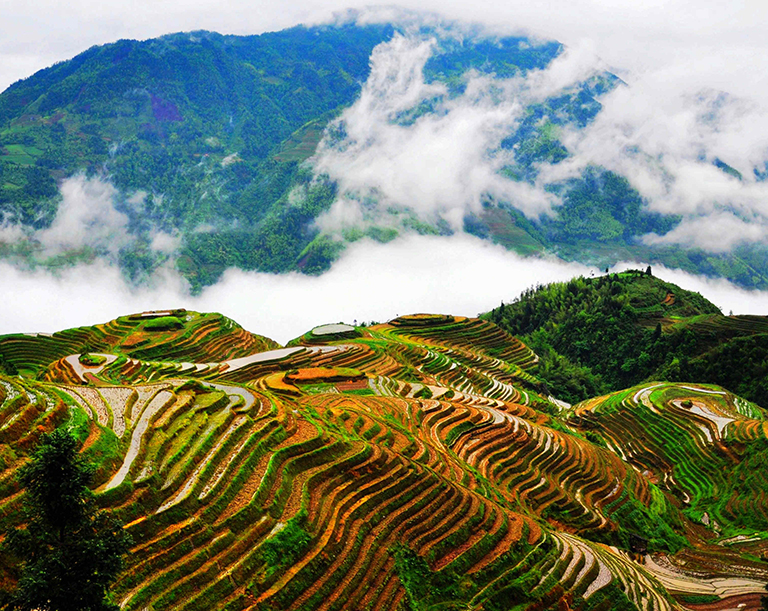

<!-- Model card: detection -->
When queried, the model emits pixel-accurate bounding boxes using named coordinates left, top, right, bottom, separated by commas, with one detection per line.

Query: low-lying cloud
left=544, top=79, right=768, bottom=251
left=0, top=174, right=179, bottom=261
left=0, top=234, right=589, bottom=343
left=35, top=175, right=130, bottom=256
left=2, top=233, right=768, bottom=346
left=312, top=32, right=603, bottom=231
left=642, top=211, right=767, bottom=253
left=310, top=9, right=768, bottom=254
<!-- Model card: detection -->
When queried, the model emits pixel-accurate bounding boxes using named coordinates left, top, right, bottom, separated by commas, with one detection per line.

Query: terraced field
left=1, top=311, right=768, bottom=610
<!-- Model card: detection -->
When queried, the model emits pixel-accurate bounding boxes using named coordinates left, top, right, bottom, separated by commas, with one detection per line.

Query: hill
left=0, top=24, right=395, bottom=288
left=2, top=18, right=767, bottom=291
left=483, top=269, right=768, bottom=405
left=0, top=310, right=767, bottom=609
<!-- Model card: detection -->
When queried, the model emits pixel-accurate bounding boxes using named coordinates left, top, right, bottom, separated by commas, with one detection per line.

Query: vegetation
left=0, top=288, right=764, bottom=609
left=0, top=429, right=130, bottom=610
left=79, top=352, right=107, bottom=366
left=0, top=24, right=394, bottom=289
left=2, top=21, right=766, bottom=290
left=483, top=269, right=768, bottom=404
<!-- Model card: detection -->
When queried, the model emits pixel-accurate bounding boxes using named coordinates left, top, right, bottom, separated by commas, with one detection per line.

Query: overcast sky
left=2, top=1, right=768, bottom=339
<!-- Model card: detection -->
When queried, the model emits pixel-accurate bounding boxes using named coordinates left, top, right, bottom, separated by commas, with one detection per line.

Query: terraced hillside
left=0, top=309, right=279, bottom=378
left=0, top=311, right=768, bottom=610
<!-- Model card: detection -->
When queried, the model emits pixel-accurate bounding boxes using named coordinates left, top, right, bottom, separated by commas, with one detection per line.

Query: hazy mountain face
left=1, top=15, right=768, bottom=293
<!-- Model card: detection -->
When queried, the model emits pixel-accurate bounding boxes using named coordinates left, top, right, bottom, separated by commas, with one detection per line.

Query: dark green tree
left=1, top=429, right=131, bottom=611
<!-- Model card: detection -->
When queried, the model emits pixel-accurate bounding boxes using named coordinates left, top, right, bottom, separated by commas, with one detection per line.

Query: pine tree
left=1, top=429, right=131, bottom=611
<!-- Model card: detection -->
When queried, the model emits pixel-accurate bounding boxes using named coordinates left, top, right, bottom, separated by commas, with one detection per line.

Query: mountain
left=0, top=308, right=768, bottom=610
left=483, top=268, right=768, bottom=406
left=0, top=24, right=394, bottom=288
left=2, top=19, right=767, bottom=291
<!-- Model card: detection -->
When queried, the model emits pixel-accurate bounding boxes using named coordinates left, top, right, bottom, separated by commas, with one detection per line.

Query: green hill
left=0, top=24, right=397, bottom=288
left=0, top=23, right=570, bottom=291
left=0, top=309, right=767, bottom=609
left=483, top=268, right=768, bottom=406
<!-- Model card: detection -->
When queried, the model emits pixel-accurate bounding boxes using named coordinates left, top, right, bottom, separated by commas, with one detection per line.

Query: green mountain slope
left=0, top=22, right=581, bottom=290
left=2, top=20, right=768, bottom=291
left=0, top=25, right=396, bottom=287
left=483, top=269, right=768, bottom=405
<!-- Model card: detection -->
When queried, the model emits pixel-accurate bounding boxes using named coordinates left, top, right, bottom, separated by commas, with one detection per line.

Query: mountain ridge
left=2, top=19, right=767, bottom=292
left=484, top=269, right=768, bottom=406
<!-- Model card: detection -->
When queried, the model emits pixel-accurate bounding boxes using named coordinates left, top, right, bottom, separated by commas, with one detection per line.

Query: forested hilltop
left=1, top=19, right=768, bottom=290
left=483, top=269, right=768, bottom=405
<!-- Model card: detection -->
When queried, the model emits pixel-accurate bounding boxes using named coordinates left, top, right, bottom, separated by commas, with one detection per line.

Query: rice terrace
left=0, top=272, right=767, bottom=610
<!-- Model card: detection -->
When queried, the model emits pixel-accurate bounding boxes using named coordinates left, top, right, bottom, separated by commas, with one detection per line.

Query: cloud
left=312, top=33, right=605, bottom=231
left=3, top=1, right=767, bottom=93
left=3, top=233, right=768, bottom=347
left=35, top=175, right=131, bottom=256
left=0, top=175, right=181, bottom=260
left=533, top=49, right=768, bottom=254
left=306, top=16, right=768, bottom=256
left=149, top=230, right=182, bottom=254
left=0, top=219, right=27, bottom=244
left=0, top=259, right=189, bottom=335
left=0, top=234, right=591, bottom=343
left=642, top=211, right=768, bottom=252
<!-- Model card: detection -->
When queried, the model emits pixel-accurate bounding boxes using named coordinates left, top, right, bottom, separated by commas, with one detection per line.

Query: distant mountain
left=1, top=19, right=767, bottom=290
left=484, top=268, right=768, bottom=404
left=1, top=308, right=768, bottom=609
left=0, top=24, right=395, bottom=288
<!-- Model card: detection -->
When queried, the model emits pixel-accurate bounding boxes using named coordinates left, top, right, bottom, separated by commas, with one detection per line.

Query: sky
left=2, top=0, right=766, bottom=93
left=1, top=0, right=768, bottom=341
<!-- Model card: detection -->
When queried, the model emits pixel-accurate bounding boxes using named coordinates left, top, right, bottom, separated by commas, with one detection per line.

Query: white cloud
left=546, top=76, right=768, bottom=224
left=3, top=235, right=768, bottom=346
left=0, top=234, right=591, bottom=343
left=1, top=175, right=181, bottom=258
left=35, top=175, right=132, bottom=256
left=304, top=16, right=768, bottom=255
left=149, top=230, right=181, bottom=253
left=642, top=211, right=767, bottom=252
left=0, top=219, right=27, bottom=244
left=312, top=33, right=602, bottom=230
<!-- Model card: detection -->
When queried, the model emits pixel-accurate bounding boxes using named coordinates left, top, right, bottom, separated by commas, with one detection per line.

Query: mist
left=2, top=232, right=768, bottom=346
left=2, top=2, right=768, bottom=342
left=304, top=12, right=768, bottom=254
left=312, top=33, right=594, bottom=230
left=0, top=234, right=585, bottom=343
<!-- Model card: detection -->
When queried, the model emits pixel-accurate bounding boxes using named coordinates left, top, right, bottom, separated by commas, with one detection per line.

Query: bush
left=143, top=316, right=184, bottom=331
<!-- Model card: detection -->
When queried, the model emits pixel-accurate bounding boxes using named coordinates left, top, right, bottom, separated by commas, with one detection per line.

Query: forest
left=484, top=269, right=768, bottom=405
